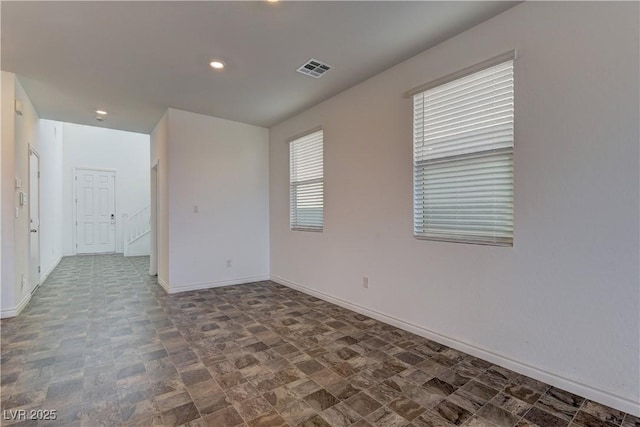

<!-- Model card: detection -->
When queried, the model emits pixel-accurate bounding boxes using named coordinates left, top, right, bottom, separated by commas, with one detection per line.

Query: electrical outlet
left=21, top=274, right=26, bottom=290
left=193, top=205, right=199, bottom=213
left=362, top=276, right=369, bottom=289
left=226, top=259, right=232, bottom=268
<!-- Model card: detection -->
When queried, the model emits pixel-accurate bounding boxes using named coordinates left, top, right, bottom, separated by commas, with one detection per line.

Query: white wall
left=35, top=120, right=63, bottom=280
left=62, top=123, right=150, bottom=255
left=14, top=79, right=39, bottom=304
left=1, top=71, right=17, bottom=316
left=150, top=111, right=169, bottom=284
left=158, top=108, right=269, bottom=292
left=1, top=73, right=41, bottom=317
left=269, top=2, right=639, bottom=415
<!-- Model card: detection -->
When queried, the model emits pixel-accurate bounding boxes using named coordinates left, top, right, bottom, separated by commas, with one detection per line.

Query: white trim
left=149, top=161, right=159, bottom=276
left=167, top=275, right=270, bottom=294
left=40, top=255, right=62, bottom=285
left=28, top=148, right=41, bottom=291
left=286, top=125, right=323, bottom=144
left=405, top=49, right=517, bottom=98
left=124, top=222, right=150, bottom=257
left=74, top=167, right=119, bottom=173
left=157, top=277, right=169, bottom=293
left=125, top=249, right=150, bottom=257
left=28, top=143, right=41, bottom=157
left=270, top=274, right=640, bottom=417
left=0, top=292, right=31, bottom=318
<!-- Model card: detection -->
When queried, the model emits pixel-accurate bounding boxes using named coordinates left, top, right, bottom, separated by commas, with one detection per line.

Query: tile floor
left=0, top=255, right=637, bottom=427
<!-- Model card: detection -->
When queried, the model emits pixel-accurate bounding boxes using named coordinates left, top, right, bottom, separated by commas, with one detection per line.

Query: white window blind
left=413, top=58, right=514, bottom=246
left=290, top=129, right=323, bottom=231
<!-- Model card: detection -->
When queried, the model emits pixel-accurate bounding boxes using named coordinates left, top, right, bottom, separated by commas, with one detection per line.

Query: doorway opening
left=29, top=147, right=40, bottom=293
left=150, top=161, right=158, bottom=276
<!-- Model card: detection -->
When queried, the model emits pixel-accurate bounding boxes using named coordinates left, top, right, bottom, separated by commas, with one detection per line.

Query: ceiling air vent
left=297, top=58, right=332, bottom=78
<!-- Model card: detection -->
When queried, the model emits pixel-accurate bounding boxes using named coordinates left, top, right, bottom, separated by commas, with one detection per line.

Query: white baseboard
left=1, top=256, right=63, bottom=318
left=125, top=250, right=150, bottom=257
left=157, top=277, right=169, bottom=293
left=271, top=274, right=640, bottom=417
left=0, top=292, right=31, bottom=319
left=168, top=275, right=270, bottom=294
left=40, top=255, right=62, bottom=284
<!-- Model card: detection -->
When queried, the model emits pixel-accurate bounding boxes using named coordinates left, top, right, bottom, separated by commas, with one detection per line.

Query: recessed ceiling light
left=267, top=0, right=279, bottom=3
left=95, top=109, right=108, bottom=115
left=209, top=61, right=225, bottom=70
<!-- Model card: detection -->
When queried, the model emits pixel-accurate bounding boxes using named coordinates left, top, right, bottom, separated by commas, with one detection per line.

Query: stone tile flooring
left=1, top=255, right=637, bottom=427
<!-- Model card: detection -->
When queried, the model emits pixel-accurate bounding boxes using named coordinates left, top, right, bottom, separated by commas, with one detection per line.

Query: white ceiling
left=1, top=1, right=519, bottom=134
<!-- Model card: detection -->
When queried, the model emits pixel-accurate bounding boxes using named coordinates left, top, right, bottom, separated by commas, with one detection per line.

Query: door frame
left=72, top=167, right=118, bottom=255
left=150, top=159, right=158, bottom=276
left=28, top=145, right=40, bottom=292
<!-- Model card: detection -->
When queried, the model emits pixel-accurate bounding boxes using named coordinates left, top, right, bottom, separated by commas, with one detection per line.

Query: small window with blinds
left=412, top=54, right=514, bottom=246
left=290, top=129, right=323, bottom=231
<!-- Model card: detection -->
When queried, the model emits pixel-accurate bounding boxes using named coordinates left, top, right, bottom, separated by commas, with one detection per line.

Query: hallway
left=0, top=256, right=637, bottom=427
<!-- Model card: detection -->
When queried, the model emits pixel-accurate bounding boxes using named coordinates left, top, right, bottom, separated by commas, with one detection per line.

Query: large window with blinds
left=289, top=129, right=324, bottom=231
left=412, top=54, right=514, bottom=246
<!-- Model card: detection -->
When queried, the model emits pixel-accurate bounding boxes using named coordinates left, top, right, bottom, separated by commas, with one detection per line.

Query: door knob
left=30, top=229, right=37, bottom=233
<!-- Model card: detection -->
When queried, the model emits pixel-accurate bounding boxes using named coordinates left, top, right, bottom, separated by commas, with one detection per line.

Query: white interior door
left=75, top=169, right=116, bottom=254
left=29, top=150, right=40, bottom=291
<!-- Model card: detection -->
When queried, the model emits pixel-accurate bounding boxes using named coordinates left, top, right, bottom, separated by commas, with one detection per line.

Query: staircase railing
left=124, top=205, right=151, bottom=246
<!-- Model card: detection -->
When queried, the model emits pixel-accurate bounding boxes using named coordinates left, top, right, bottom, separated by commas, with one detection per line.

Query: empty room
left=1, top=1, right=638, bottom=427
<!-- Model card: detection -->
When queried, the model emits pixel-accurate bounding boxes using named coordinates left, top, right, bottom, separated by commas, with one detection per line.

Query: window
left=290, top=129, right=323, bottom=231
left=412, top=53, right=514, bottom=246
